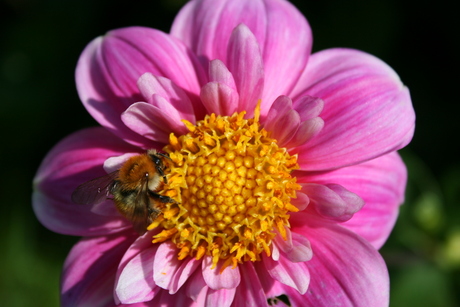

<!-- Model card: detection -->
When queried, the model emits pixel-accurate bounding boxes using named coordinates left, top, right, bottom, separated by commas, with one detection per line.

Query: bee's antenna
left=157, top=152, right=172, bottom=161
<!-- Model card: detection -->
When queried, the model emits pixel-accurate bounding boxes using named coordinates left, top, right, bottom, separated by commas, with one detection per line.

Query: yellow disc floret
left=149, top=103, right=301, bottom=271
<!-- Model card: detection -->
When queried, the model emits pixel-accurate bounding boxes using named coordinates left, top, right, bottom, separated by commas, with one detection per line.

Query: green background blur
left=1, top=0, right=458, bottom=306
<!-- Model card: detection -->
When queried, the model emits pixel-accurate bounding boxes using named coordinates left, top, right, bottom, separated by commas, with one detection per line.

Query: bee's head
left=148, top=151, right=168, bottom=183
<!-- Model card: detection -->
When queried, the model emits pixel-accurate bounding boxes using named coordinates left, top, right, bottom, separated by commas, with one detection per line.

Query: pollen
left=151, top=103, right=301, bottom=271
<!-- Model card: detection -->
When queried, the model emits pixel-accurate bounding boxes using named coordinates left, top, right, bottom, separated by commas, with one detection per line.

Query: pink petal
left=300, top=183, right=364, bottom=222
left=289, top=96, right=325, bottom=147
left=200, top=82, right=239, bottom=116
left=122, top=101, right=187, bottom=144
left=264, top=95, right=325, bottom=149
left=76, top=27, right=205, bottom=147
left=264, top=95, right=293, bottom=123
left=271, top=238, right=280, bottom=261
left=202, top=256, right=241, bottom=290
left=169, top=256, right=201, bottom=294
left=226, top=23, right=264, bottom=117
left=208, top=59, right=237, bottom=90
left=289, top=215, right=389, bottom=307
left=262, top=253, right=310, bottom=294
left=136, top=73, right=196, bottom=123
left=171, top=0, right=312, bottom=114
left=270, top=110, right=301, bottom=145
left=272, top=226, right=293, bottom=260
left=257, top=0, right=312, bottom=113
left=114, top=229, right=162, bottom=304
left=61, top=232, right=137, bottom=307
left=292, top=95, right=324, bottom=120
left=263, top=96, right=299, bottom=145
left=119, top=301, right=157, bottom=307
left=232, top=262, right=269, bottom=307
left=116, top=246, right=159, bottom=304
left=32, top=127, right=138, bottom=236
left=154, top=287, right=196, bottom=307
left=274, top=231, right=313, bottom=263
left=252, top=261, right=286, bottom=303
left=206, top=288, right=236, bottom=307
left=103, top=152, right=138, bottom=173
left=290, top=191, right=310, bottom=211
left=297, top=152, right=407, bottom=249
left=153, top=241, right=197, bottom=293
left=287, top=117, right=324, bottom=149
left=185, top=269, right=208, bottom=303
left=171, top=0, right=268, bottom=63
left=291, top=48, right=415, bottom=171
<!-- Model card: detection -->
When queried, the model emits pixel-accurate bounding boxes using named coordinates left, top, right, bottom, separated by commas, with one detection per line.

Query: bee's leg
left=148, top=190, right=176, bottom=203
left=148, top=207, right=161, bottom=216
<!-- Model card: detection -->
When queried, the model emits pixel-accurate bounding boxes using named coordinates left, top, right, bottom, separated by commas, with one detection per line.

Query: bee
left=71, top=150, right=175, bottom=234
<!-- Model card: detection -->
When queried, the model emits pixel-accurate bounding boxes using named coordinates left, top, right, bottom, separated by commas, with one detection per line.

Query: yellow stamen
left=152, top=228, right=178, bottom=243
left=150, top=104, right=300, bottom=271
left=147, top=215, right=165, bottom=230
left=178, top=242, right=191, bottom=260
left=195, top=243, right=207, bottom=260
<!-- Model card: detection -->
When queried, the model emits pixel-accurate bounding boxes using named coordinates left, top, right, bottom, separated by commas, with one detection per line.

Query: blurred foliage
left=0, top=0, right=458, bottom=306
left=381, top=152, right=460, bottom=307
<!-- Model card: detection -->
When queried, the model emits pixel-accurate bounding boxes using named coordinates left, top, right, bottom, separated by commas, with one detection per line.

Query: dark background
left=1, top=0, right=458, bottom=306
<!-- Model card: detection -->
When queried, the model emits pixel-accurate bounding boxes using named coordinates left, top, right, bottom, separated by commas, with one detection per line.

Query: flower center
left=149, top=104, right=300, bottom=270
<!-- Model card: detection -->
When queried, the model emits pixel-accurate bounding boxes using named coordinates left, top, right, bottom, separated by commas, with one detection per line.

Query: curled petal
left=103, top=152, right=138, bottom=173
left=270, top=110, right=300, bottom=145
left=297, top=152, right=407, bottom=248
left=274, top=231, right=313, bottom=263
left=208, top=59, right=237, bottom=90
left=200, top=82, right=239, bottom=116
left=227, top=23, right=264, bottom=117
left=264, top=95, right=324, bottom=149
left=153, top=241, right=201, bottom=295
left=153, top=241, right=183, bottom=291
left=33, top=127, right=138, bottom=236
left=114, top=230, right=162, bottom=304
left=169, top=257, right=202, bottom=295
left=288, top=117, right=324, bottom=148
left=264, top=95, right=293, bottom=122
left=291, top=48, right=415, bottom=171
left=291, top=191, right=310, bottom=212
left=76, top=27, right=205, bottom=146
left=62, top=232, right=137, bottom=306
left=202, top=256, right=241, bottom=290
left=271, top=226, right=291, bottom=262
left=301, top=183, right=364, bottom=222
left=116, top=246, right=159, bottom=304
left=293, top=95, right=324, bottom=120
left=137, top=73, right=196, bottom=123
left=264, top=96, right=298, bottom=145
left=122, top=101, right=188, bottom=144
left=271, top=239, right=280, bottom=261
left=289, top=95, right=325, bottom=147
left=171, top=0, right=312, bottom=113
left=289, top=216, right=389, bottom=307
left=262, top=253, right=310, bottom=294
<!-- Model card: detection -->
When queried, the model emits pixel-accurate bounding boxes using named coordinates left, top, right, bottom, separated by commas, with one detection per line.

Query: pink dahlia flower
left=33, top=0, right=415, bottom=306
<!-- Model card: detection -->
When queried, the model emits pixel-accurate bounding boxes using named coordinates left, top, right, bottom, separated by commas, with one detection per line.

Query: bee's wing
left=71, top=171, right=118, bottom=205
left=128, top=183, right=155, bottom=235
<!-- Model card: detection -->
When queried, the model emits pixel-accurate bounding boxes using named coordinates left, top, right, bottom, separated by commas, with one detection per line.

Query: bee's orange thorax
left=118, top=154, right=158, bottom=190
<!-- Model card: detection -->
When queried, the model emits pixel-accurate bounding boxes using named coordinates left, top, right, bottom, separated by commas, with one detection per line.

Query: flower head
left=33, top=0, right=415, bottom=306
